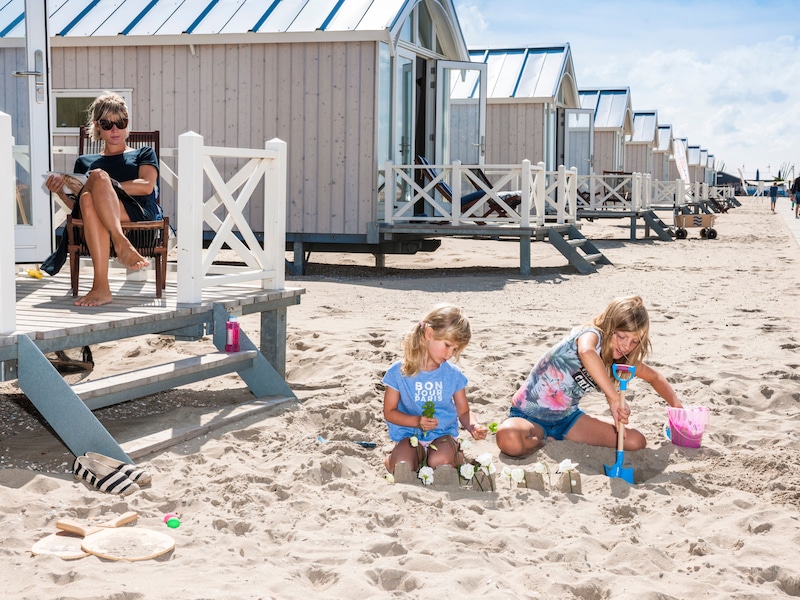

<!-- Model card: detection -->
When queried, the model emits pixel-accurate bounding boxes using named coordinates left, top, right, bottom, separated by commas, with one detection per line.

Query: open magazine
left=44, top=172, right=87, bottom=196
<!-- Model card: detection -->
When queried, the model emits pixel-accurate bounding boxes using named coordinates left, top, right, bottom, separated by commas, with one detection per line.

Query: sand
left=1, top=196, right=799, bottom=599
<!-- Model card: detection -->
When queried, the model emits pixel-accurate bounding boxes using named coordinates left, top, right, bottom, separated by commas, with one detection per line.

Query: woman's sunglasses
left=97, top=118, right=129, bottom=131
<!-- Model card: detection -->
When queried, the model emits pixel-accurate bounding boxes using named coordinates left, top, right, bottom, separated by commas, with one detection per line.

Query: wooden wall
left=624, top=143, right=652, bottom=175
left=51, top=41, right=378, bottom=237
left=593, top=131, right=620, bottom=174
left=484, top=102, right=544, bottom=165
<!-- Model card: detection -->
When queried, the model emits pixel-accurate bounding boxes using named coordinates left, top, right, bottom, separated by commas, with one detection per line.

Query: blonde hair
left=591, top=295, right=652, bottom=372
left=400, top=304, right=471, bottom=377
left=86, top=92, right=130, bottom=141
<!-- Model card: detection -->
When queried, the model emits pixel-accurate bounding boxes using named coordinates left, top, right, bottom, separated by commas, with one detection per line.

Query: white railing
left=176, top=132, right=286, bottom=304
left=1, top=112, right=16, bottom=334
left=383, top=160, right=577, bottom=227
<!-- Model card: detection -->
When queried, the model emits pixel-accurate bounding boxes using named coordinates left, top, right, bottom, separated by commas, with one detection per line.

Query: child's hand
left=419, top=416, right=438, bottom=433
left=470, top=424, right=489, bottom=440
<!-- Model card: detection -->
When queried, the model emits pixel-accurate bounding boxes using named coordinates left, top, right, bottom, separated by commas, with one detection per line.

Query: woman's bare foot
left=114, top=239, right=150, bottom=270
left=75, top=289, right=113, bottom=307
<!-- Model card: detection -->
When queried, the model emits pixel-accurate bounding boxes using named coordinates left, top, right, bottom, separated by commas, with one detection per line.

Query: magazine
left=44, top=172, right=87, bottom=196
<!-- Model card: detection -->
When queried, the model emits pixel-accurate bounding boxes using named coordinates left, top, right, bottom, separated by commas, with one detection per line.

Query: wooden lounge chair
left=66, top=127, right=169, bottom=298
left=415, top=156, right=521, bottom=219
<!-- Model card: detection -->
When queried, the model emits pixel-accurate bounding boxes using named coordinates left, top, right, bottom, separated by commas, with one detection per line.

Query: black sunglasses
left=97, top=118, right=128, bottom=131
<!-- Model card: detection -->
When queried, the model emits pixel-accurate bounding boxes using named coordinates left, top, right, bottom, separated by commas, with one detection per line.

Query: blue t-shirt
left=382, top=360, right=468, bottom=442
left=511, top=326, right=602, bottom=422
left=74, top=146, right=160, bottom=222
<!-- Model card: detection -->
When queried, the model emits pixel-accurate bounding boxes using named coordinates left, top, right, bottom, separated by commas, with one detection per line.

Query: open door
left=435, top=61, right=486, bottom=166
left=564, top=108, right=594, bottom=176
left=1, top=0, right=52, bottom=263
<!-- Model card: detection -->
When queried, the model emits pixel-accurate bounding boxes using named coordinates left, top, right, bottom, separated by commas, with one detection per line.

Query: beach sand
left=1, top=196, right=799, bottom=599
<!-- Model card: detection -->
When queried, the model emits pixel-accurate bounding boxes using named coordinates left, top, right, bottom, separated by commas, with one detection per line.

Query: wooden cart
left=674, top=213, right=717, bottom=239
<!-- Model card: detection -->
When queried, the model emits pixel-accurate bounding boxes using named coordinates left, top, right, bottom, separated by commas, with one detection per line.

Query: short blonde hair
left=86, top=92, right=129, bottom=141
left=400, top=304, right=471, bottom=377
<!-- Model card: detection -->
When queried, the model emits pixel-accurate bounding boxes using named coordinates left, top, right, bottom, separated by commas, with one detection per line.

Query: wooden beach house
left=653, top=124, right=673, bottom=181
left=7, top=0, right=500, bottom=273
left=578, top=87, right=633, bottom=176
left=465, top=45, right=587, bottom=173
left=624, top=110, right=658, bottom=176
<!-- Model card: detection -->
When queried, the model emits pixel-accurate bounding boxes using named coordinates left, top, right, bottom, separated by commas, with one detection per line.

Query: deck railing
left=383, top=160, right=578, bottom=227
left=176, top=132, right=286, bottom=303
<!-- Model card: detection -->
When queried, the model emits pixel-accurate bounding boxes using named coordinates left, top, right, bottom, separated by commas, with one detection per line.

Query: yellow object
left=27, top=268, right=44, bottom=279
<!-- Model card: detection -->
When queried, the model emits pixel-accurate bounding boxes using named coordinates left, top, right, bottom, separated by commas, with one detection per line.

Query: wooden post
left=177, top=131, right=205, bottom=304
left=264, top=138, right=287, bottom=290
left=0, top=112, right=15, bottom=334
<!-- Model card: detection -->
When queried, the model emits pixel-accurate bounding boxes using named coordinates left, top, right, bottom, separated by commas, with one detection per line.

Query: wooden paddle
left=57, top=517, right=175, bottom=561
left=31, top=511, right=138, bottom=560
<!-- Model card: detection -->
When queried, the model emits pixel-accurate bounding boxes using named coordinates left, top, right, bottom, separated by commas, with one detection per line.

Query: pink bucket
left=665, top=406, right=709, bottom=448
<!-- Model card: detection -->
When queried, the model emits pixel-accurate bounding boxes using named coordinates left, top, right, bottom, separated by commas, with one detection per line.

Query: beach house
left=579, top=87, right=633, bottom=176
left=624, top=110, right=658, bottom=177
left=653, top=124, right=673, bottom=181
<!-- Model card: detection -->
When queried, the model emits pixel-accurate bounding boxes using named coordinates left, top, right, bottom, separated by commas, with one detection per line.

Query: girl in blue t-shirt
left=383, top=304, right=488, bottom=475
left=496, top=295, right=683, bottom=458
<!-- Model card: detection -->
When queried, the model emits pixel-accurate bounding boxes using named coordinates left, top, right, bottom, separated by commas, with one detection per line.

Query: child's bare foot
left=115, top=240, right=149, bottom=270
left=75, top=289, right=113, bottom=307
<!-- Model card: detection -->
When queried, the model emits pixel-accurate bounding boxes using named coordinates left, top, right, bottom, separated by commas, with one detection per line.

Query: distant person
left=792, top=176, right=800, bottom=219
left=768, top=182, right=778, bottom=213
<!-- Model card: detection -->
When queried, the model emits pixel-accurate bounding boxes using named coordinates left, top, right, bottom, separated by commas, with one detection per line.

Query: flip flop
left=84, top=452, right=152, bottom=485
left=73, top=456, right=139, bottom=496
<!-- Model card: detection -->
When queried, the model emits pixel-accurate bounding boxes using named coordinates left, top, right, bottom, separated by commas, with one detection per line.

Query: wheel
left=676, top=227, right=687, bottom=239
left=700, top=228, right=708, bottom=238
left=707, top=228, right=718, bottom=239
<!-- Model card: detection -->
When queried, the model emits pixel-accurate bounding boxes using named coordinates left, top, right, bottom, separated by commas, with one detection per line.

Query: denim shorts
left=509, top=406, right=585, bottom=440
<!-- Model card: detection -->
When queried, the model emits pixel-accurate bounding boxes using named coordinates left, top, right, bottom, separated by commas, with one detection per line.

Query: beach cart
left=674, top=213, right=717, bottom=239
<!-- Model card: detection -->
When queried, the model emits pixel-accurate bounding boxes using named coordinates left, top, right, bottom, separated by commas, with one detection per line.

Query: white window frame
left=51, top=88, right=133, bottom=135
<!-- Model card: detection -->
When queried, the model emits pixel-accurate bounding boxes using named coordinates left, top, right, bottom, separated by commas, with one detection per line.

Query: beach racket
left=31, top=511, right=138, bottom=560
left=56, top=518, right=175, bottom=561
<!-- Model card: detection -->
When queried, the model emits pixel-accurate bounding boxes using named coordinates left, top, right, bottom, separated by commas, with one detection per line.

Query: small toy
left=163, top=513, right=181, bottom=528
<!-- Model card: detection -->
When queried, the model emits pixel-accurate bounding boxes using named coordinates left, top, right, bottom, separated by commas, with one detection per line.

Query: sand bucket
left=664, top=406, right=709, bottom=448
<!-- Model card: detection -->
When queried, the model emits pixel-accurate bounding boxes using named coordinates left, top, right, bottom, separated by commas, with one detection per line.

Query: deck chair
left=415, top=156, right=521, bottom=219
left=66, top=127, right=169, bottom=298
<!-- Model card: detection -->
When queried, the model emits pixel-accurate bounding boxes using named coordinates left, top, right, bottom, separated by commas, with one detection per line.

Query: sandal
left=85, top=452, right=152, bottom=485
left=73, top=456, right=140, bottom=496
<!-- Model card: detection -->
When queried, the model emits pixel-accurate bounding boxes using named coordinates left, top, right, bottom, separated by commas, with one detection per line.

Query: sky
left=454, top=0, right=800, bottom=180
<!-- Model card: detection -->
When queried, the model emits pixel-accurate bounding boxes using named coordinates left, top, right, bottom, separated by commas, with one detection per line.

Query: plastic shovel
left=604, top=364, right=636, bottom=484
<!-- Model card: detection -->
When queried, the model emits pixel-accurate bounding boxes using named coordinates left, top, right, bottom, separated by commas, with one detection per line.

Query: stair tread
left=73, top=350, right=258, bottom=399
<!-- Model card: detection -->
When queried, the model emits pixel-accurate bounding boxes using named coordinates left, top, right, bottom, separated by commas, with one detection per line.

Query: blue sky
left=455, top=0, right=800, bottom=180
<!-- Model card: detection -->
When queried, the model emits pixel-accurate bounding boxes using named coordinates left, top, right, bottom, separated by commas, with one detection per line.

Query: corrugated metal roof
left=688, top=145, right=702, bottom=165
left=468, top=45, right=572, bottom=101
left=1, top=0, right=409, bottom=38
left=629, top=110, right=657, bottom=143
left=579, top=88, right=632, bottom=133
left=656, top=124, right=672, bottom=153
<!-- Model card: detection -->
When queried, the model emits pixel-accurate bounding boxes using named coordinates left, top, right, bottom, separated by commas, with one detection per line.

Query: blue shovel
left=604, top=364, right=636, bottom=484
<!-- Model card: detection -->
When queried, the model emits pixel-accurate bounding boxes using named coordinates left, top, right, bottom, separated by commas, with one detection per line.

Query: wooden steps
left=548, top=225, right=612, bottom=274
left=74, top=350, right=259, bottom=410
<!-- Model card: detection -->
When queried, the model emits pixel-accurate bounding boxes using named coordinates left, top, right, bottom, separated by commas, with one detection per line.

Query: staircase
left=548, top=225, right=612, bottom=274
left=641, top=210, right=674, bottom=241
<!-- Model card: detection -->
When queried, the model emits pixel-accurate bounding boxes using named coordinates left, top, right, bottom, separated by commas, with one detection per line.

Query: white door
left=2, top=0, right=52, bottom=263
left=394, top=49, right=415, bottom=168
left=564, top=108, right=594, bottom=176
left=435, top=61, right=486, bottom=166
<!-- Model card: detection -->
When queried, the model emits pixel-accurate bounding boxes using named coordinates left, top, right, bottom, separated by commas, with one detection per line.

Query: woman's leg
left=565, top=413, right=646, bottom=450
left=495, top=417, right=545, bottom=458
left=75, top=171, right=149, bottom=306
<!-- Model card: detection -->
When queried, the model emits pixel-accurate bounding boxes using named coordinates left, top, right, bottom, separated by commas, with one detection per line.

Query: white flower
left=500, top=465, right=512, bottom=480
left=480, top=462, right=497, bottom=476
left=509, top=468, right=525, bottom=484
left=460, top=463, right=476, bottom=480
left=459, top=437, right=472, bottom=451
left=409, top=436, right=419, bottom=448
left=476, top=453, right=493, bottom=467
left=557, top=459, right=579, bottom=473
left=418, top=466, right=434, bottom=485
left=531, top=462, right=547, bottom=474
left=385, top=473, right=395, bottom=484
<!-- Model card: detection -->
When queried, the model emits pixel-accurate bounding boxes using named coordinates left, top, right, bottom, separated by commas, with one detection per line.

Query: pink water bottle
left=225, top=315, right=240, bottom=352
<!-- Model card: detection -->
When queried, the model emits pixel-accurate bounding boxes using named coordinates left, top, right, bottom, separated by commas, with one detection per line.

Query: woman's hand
left=45, top=173, right=65, bottom=194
